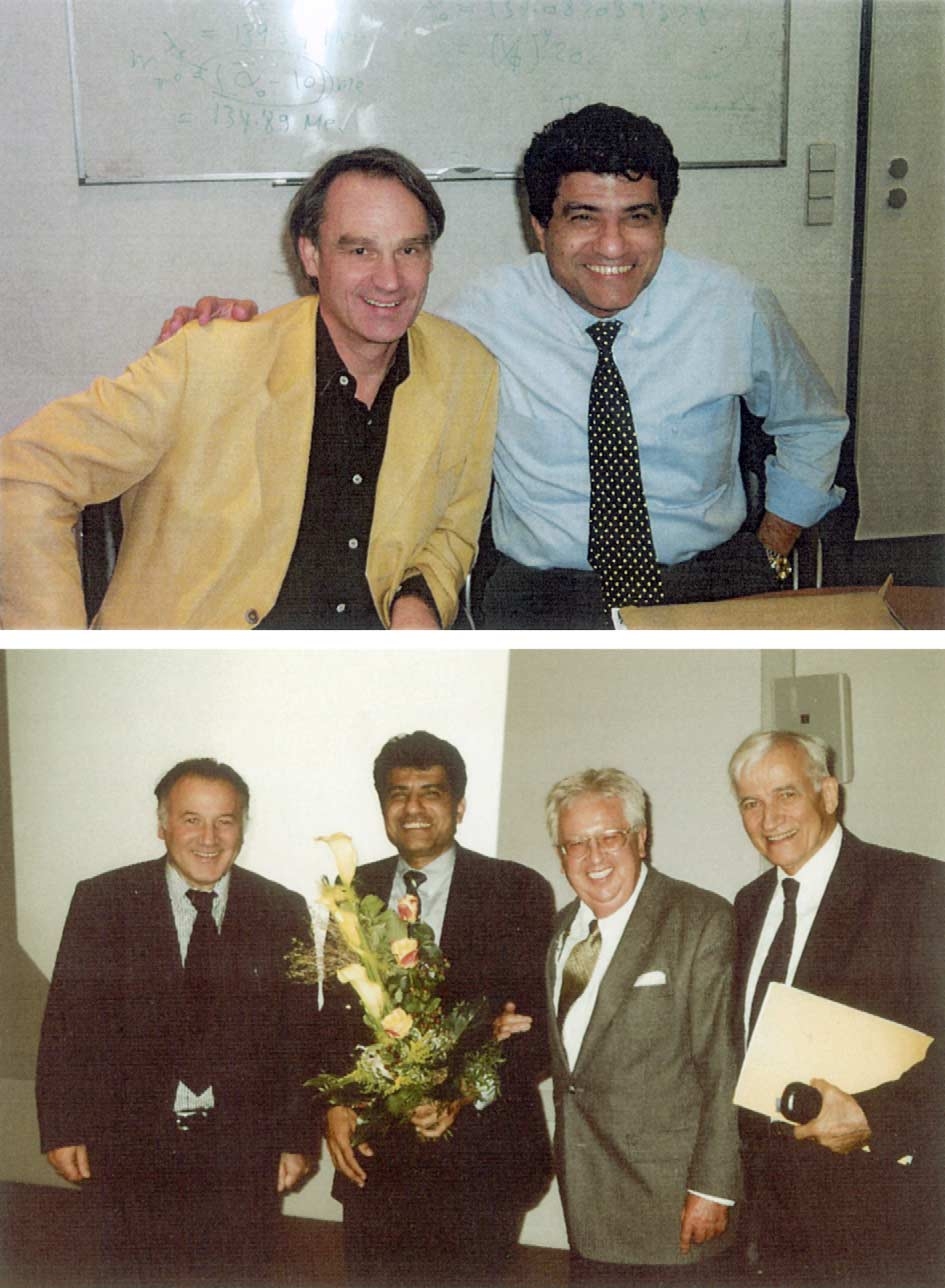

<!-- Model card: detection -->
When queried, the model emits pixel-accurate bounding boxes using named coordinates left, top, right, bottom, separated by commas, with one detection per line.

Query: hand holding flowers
left=292, top=834, right=505, bottom=1151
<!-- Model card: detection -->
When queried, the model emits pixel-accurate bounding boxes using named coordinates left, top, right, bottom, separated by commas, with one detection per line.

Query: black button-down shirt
left=260, top=313, right=410, bottom=630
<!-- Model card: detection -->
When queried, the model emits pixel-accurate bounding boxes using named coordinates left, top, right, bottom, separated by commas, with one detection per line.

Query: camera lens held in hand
left=778, top=1082, right=823, bottom=1123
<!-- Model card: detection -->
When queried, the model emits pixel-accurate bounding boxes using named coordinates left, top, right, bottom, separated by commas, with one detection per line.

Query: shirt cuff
left=688, top=1190, right=735, bottom=1207
left=764, top=458, right=845, bottom=528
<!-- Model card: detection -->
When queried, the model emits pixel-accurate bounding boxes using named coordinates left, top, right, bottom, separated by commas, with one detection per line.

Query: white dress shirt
left=743, top=823, right=843, bottom=1042
left=389, top=847, right=456, bottom=943
left=554, top=866, right=648, bottom=1070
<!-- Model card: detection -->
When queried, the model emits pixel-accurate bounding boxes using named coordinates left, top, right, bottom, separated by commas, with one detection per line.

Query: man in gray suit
left=502, top=768, right=740, bottom=1285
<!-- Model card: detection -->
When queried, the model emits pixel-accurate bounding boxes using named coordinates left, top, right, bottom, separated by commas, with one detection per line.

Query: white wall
left=1, top=0, right=861, bottom=433
left=7, top=647, right=509, bottom=976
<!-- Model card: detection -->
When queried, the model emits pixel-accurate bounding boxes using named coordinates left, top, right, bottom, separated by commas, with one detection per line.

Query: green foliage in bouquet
left=290, top=834, right=504, bottom=1145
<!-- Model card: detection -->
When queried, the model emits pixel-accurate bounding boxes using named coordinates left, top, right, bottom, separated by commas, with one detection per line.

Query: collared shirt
left=165, top=863, right=232, bottom=1112
left=554, top=865, right=648, bottom=1070
left=554, top=867, right=732, bottom=1206
left=259, top=312, right=409, bottom=630
left=440, top=249, right=847, bottom=569
left=388, top=847, right=457, bottom=944
left=743, top=823, right=844, bottom=1042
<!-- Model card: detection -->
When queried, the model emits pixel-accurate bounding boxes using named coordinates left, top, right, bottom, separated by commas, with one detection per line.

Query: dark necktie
left=748, top=877, right=800, bottom=1039
left=179, top=888, right=219, bottom=1095
left=557, top=919, right=602, bottom=1026
left=402, top=869, right=427, bottom=935
left=586, top=320, right=663, bottom=609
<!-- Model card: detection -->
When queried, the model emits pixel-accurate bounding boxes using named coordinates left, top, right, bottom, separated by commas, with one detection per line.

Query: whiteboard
left=67, top=0, right=790, bottom=183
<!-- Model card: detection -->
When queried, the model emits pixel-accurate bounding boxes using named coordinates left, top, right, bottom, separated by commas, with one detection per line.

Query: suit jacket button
left=568, top=1083, right=577, bottom=1094
left=245, top=608, right=260, bottom=626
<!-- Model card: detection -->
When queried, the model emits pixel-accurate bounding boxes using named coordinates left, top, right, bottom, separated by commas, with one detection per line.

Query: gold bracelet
left=763, top=546, right=792, bottom=581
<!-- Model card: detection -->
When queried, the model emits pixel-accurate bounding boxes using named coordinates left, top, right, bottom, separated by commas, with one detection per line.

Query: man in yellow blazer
left=0, top=148, right=498, bottom=630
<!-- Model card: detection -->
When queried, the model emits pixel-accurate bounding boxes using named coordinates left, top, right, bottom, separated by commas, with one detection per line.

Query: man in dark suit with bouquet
left=322, top=730, right=555, bottom=1287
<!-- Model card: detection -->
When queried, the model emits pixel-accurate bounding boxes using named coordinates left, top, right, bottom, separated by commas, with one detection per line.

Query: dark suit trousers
left=482, top=534, right=780, bottom=629
left=339, top=1145, right=523, bottom=1288
left=741, top=1124, right=943, bottom=1288
left=85, top=1116, right=282, bottom=1288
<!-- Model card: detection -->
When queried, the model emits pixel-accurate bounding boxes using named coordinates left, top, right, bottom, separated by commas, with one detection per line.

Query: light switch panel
left=772, top=673, right=853, bottom=782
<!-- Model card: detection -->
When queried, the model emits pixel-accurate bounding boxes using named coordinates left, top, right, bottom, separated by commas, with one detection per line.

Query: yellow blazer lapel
left=371, top=321, right=450, bottom=539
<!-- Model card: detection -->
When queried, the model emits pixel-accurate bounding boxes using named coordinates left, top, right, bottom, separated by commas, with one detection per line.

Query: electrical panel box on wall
left=772, top=673, right=853, bottom=782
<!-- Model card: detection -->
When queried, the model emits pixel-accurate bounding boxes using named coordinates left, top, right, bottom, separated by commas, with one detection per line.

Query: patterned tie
left=586, top=320, right=663, bottom=608
left=179, top=889, right=219, bottom=1094
left=557, top=919, right=602, bottom=1026
left=402, top=869, right=427, bottom=935
left=748, top=877, right=800, bottom=1039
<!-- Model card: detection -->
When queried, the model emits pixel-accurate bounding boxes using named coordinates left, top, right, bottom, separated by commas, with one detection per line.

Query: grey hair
left=545, top=768, right=647, bottom=843
left=727, top=731, right=833, bottom=795
left=155, top=757, right=250, bottom=827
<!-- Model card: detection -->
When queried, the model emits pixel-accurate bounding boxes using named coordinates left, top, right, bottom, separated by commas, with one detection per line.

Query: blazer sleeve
left=685, top=899, right=743, bottom=1202
left=852, top=856, right=945, bottom=1165
left=36, top=880, right=111, bottom=1152
left=491, top=864, right=556, bottom=1093
left=272, top=888, right=323, bottom=1152
left=0, top=337, right=188, bottom=628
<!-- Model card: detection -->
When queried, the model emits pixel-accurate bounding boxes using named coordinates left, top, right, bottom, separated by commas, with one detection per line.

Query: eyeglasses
left=557, top=828, right=635, bottom=864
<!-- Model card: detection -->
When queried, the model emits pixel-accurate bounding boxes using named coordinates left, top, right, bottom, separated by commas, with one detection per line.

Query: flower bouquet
left=289, top=833, right=504, bottom=1145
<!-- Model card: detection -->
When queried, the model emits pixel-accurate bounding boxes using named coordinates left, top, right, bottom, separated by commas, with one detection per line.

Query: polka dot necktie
left=586, top=320, right=664, bottom=608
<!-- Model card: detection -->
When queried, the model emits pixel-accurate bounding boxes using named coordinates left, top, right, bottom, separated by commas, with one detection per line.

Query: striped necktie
left=557, top=919, right=602, bottom=1026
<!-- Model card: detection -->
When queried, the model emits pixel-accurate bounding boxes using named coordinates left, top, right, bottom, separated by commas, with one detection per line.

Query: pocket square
left=633, top=970, right=666, bottom=987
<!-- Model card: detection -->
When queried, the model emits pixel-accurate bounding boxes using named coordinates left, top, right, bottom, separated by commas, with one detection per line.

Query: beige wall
left=2, top=0, right=861, bottom=432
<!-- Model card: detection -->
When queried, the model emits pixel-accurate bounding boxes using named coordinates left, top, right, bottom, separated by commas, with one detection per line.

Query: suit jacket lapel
left=568, top=870, right=669, bottom=1075
left=793, top=830, right=866, bottom=993
left=734, top=870, right=777, bottom=1027
left=371, top=323, right=448, bottom=538
left=547, top=902, right=580, bottom=1073
left=356, top=857, right=398, bottom=905
left=131, top=858, right=183, bottom=979
left=439, top=847, right=478, bottom=962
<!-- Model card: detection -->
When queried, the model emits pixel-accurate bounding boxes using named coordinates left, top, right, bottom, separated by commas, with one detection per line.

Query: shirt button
left=348, top=538, right=359, bottom=550
left=245, top=608, right=259, bottom=626
left=336, top=603, right=346, bottom=614
left=352, top=474, right=363, bottom=485
left=339, top=375, right=349, bottom=387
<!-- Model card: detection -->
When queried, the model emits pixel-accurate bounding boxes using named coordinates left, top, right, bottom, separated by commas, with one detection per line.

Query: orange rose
left=396, top=893, right=420, bottom=924
left=391, top=937, right=419, bottom=968
left=381, top=1007, right=413, bottom=1040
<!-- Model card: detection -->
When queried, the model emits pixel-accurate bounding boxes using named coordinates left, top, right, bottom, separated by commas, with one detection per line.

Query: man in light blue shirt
left=441, top=104, right=848, bottom=628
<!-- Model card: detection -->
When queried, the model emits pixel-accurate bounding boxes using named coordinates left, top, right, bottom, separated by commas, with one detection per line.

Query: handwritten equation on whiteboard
left=69, top=0, right=789, bottom=181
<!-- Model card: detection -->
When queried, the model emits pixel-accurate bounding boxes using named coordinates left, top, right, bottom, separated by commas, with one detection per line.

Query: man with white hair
left=730, top=730, right=945, bottom=1287
left=525, top=767, right=741, bottom=1284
